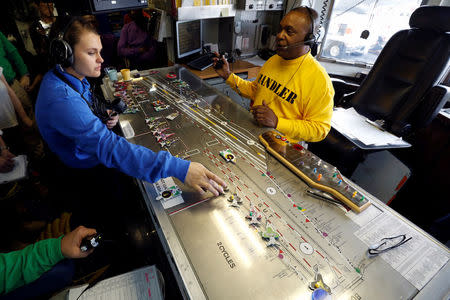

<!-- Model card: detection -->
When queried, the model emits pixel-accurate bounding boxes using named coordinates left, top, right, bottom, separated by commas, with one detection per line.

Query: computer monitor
left=176, top=19, right=202, bottom=59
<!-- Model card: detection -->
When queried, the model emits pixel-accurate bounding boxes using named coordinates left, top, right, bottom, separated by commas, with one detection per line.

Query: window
left=319, top=0, right=422, bottom=66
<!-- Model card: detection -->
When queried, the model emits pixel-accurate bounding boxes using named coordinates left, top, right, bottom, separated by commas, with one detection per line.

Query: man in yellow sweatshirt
left=214, top=6, right=334, bottom=142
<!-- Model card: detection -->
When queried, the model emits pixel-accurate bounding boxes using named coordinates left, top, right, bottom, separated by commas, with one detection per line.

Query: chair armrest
left=331, top=78, right=360, bottom=107
left=414, top=85, right=450, bottom=128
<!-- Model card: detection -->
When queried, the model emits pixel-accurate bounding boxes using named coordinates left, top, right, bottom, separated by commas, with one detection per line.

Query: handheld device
left=213, top=52, right=229, bottom=70
left=80, top=233, right=102, bottom=252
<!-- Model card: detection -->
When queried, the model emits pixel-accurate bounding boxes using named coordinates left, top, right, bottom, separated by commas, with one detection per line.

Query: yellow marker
left=204, top=117, right=217, bottom=126
left=162, top=89, right=168, bottom=94
left=352, top=191, right=357, bottom=198
left=225, top=131, right=238, bottom=140
left=301, top=208, right=306, bottom=212
left=315, top=281, right=325, bottom=289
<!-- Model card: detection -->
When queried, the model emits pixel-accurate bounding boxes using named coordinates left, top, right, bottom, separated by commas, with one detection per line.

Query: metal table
left=102, top=65, right=449, bottom=300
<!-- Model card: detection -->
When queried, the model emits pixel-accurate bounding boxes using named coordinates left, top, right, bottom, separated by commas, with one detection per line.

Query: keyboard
left=187, top=54, right=214, bottom=71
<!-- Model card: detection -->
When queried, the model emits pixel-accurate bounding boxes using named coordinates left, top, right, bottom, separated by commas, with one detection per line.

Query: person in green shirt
left=0, top=225, right=96, bottom=297
left=0, top=31, right=33, bottom=112
left=0, top=32, right=30, bottom=88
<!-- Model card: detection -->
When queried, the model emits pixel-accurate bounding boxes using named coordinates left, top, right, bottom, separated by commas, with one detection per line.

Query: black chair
left=309, top=6, right=450, bottom=177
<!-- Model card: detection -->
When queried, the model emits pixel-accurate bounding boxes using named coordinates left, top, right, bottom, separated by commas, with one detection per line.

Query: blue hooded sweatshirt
left=36, top=66, right=189, bottom=183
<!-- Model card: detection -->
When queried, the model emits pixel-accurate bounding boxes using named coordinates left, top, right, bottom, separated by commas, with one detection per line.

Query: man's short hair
left=290, top=6, right=319, bottom=35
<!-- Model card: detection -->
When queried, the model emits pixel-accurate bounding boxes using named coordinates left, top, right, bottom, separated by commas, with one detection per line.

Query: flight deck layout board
left=103, top=66, right=449, bottom=300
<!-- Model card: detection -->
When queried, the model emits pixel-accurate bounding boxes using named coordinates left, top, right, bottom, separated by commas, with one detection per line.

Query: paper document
left=354, top=212, right=449, bottom=290
left=346, top=202, right=384, bottom=227
left=68, top=265, right=162, bottom=300
left=0, top=155, right=27, bottom=184
left=331, top=108, right=410, bottom=147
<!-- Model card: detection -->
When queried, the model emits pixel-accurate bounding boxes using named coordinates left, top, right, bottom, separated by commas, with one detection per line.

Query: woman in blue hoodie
left=35, top=16, right=226, bottom=215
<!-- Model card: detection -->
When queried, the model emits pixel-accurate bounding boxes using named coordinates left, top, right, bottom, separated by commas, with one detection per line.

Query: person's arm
left=0, top=32, right=29, bottom=80
left=0, top=74, right=32, bottom=127
left=225, top=73, right=259, bottom=101
left=0, top=237, right=64, bottom=294
left=28, top=73, right=43, bottom=92
left=0, top=226, right=96, bottom=295
left=276, top=85, right=334, bottom=142
left=213, top=55, right=258, bottom=101
left=48, top=94, right=226, bottom=194
left=19, top=74, right=31, bottom=91
left=49, top=96, right=189, bottom=181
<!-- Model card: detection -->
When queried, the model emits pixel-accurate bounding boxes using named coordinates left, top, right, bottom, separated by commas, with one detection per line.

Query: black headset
left=303, top=6, right=318, bottom=56
left=49, top=16, right=79, bottom=67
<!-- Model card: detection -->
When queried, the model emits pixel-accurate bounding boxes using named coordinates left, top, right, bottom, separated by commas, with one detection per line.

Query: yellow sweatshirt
left=226, top=52, right=334, bottom=142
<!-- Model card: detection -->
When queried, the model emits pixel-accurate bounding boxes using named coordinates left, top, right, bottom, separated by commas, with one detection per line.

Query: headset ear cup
left=310, top=42, right=318, bottom=56
left=303, top=33, right=314, bottom=47
left=50, top=39, right=73, bottom=67
left=64, top=41, right=73, bottom=67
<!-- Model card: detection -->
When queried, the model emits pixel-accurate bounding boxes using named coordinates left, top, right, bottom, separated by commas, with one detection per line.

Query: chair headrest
left=409, top=6, right=450, bottom=33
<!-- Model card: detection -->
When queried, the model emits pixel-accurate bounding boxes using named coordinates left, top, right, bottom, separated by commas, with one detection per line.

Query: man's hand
left=184, top=162, right=227, bottom=196
left=212, top=53, right=231, bottom=80
left=106, top=111, right=119, bottom=129
left=61, top=226, right=97, bottom=259
left=19, top=75, right=30, bottom=90
left=0, top=157, right=14, bottom=173
left=252, top=100, right=278, bottom=128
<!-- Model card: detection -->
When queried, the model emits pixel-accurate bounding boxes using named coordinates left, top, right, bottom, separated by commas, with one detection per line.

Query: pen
left=365, top=119, right=385, bottom=131
left=306, top=189, right=342, bottom=206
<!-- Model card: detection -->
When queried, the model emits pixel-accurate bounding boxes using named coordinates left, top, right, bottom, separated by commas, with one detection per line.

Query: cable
left=317, top=0, right=330, bottom=34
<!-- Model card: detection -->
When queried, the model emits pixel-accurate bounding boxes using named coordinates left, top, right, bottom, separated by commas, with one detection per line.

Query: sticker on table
left=266, top=187, right=276, bottom=195
left=153, top=177, right=184, bottom=209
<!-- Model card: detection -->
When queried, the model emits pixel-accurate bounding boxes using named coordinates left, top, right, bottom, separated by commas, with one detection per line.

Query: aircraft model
left=227, top=193, right=242, bottom=207
left=260, top=223, right=280, bottom=247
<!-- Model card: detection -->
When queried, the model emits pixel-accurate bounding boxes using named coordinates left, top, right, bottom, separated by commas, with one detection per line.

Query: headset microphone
left=278, top=39, right=315, bottom=50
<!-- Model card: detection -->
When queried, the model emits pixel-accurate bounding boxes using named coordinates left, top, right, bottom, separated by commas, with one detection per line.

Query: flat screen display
left=176, top=19, right=202, bottom=58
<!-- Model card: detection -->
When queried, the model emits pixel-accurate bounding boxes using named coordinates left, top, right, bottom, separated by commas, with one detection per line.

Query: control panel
left=259, top=131, right=371, bottom=213
left=238, top=0, right=265, bottom=10
left=264, top=0, right=283, bottom=10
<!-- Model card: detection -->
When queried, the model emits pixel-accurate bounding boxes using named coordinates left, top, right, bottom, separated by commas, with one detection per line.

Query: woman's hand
left=106, top=111, right=119, bottom=130
left=184, top=162, right=227, bottom=196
